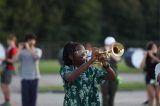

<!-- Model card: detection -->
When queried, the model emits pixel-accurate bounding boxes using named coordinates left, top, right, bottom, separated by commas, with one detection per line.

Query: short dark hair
left=63, top=41, right=82, bottom=66
left=25, top=33, right=37, bottom=41
left=146, top=41, right=155, bottom=50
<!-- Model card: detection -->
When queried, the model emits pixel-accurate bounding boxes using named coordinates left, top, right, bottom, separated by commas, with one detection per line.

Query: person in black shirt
left=142, top=41, right=160, bottom=106
left=101, top=36, right=121, bottom=106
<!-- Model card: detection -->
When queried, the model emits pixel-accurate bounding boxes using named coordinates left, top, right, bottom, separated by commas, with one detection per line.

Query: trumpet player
left=17, top=34, right=42, bottom=106
left=60, top=41, right=115, bottom=106
left=101, top=36, right=121, bottom=106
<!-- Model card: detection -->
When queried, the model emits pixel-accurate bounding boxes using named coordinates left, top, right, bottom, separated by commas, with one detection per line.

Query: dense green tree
left=0, top=0, right=159, bottom=47
left=61, top=0, right=102, bottom=43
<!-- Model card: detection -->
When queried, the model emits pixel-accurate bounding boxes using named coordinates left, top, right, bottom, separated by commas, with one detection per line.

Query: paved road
left=0, top=73, right=147, bottom=106
left=0, top=91, right=148, bottom=106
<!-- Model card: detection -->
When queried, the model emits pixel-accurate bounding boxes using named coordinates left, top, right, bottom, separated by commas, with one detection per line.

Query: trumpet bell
left=112, top=42, right=124, bottom=57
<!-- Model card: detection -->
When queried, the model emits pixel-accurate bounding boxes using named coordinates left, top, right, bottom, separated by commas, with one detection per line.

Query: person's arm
left=64, top=59, right=95, bottom=81
left=13, top=43, right=24, bottom=62
left=6, top=56, right=16, bottom=63
left=6, top=48, right=17, bottom=63
left=102, top=62, right=116, bottom=80
left=28, top=48, right=42, bottom=60
left=148, top=51, right=160, bottom=63
left=24, top=43, right=42, bottom=60
left=98, top=53, right=116, bottom=80
left=140, top=51, right=147, bottom=69
left=25, top=43, right=42, bottom=60
left=0, top=58, right=5, bottom=61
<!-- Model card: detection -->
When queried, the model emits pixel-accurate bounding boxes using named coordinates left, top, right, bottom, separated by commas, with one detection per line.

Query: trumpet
left=100, top=42, right=124, bottom=58
left=80, top=42, right=124, bottom=63
left=93, top=42, right=124, bottom=65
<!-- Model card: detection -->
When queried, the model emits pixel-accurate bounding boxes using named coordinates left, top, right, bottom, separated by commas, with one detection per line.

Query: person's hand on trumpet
left=98, top=53, right=108, bottom=63
left=90, top=47, right=100, bottom=62
left=90, top=47, right=109, bottom=66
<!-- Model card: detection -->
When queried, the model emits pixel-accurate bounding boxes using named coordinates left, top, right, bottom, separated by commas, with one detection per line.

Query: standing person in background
left=0, top=35, right=17, bottom=106
left=142, top=41, right=160, bottom=106
left=101, top=36, right=121, bottom=106
left=18, top=34, right=42, bottom=106
left=141, top=50, right=149, bottom=105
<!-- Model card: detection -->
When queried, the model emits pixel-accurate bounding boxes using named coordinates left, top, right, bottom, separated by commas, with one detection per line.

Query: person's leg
left=158, top=86, right=160, bottom=106
left=147, top=85, right=155, bottom=106
left=21, top=80, right=30, bottom=106
left=1, top=84, right=11, bottom=102
left=30, top=79, right=39, bottom=106
left=142, top=84, right=149, bottom=105
left=142, top=73, right=148, bottom=105
left=155, top=86, right=160, bottom=106
left=108, top=80, right=118, bottom=106
left=0, top=70, right=12, bottom=105
left=101, top=81, right=109, bottom=106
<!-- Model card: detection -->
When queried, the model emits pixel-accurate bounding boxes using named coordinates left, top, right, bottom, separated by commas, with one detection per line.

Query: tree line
left=0, top=0, right=159, bottom=47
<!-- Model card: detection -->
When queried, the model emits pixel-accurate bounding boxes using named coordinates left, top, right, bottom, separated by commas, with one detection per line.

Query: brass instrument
left=94, top=42, right=124, bottom=66
left=101, top=42, right=124, bottom=57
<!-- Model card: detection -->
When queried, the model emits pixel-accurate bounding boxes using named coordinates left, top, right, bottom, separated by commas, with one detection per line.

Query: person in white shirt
left=18, top=33, right=42, bottom=106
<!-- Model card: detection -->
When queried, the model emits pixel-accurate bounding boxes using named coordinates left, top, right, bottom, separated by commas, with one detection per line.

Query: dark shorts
left=1, top=70, right=13, bottom=84
left=145, top=75, right=156, bottom=85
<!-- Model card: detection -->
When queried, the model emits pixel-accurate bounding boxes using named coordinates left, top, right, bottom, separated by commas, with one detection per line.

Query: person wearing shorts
left=0, top=35, right=17, bottom=106
left=144, top=42, right=160, bottom=106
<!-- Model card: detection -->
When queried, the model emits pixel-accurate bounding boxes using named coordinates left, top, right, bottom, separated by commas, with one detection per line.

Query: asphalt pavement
left=0, top=73, right=149, bottom=106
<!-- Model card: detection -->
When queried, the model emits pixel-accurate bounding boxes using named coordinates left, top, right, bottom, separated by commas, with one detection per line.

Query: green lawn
left=39, top=82, right=145, bottom=92
left=39, top=60, right=60, bottom=74
left=117, top=60, right=142, bottom=73
left=38, top=59, right=142, bottom=74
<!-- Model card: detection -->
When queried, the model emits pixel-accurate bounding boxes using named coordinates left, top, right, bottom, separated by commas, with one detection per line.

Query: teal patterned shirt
left=60, top=65, right=107, bottom=106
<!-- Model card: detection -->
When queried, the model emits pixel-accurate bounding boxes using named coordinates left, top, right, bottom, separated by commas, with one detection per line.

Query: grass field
left=37, top=59, right=142, bottom=74
left=39, top=82, right=145, bottom=92
left=39, top=60, right=60, bottom=74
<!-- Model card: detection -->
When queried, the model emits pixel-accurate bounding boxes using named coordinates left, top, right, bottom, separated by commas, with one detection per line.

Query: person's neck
left=10, top=44, right=16, bottom=48
left=30, top=45, right=35, bottom=49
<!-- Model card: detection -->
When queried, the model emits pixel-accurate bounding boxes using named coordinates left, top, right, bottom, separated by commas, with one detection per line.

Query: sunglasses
left=75, top=50, right=89, bottom=58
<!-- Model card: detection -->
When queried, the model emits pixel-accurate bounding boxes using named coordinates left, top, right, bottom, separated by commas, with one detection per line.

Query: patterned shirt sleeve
left=93, top=67, right=107, bottom=84
left=60, top=65, right=73, bottom=80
